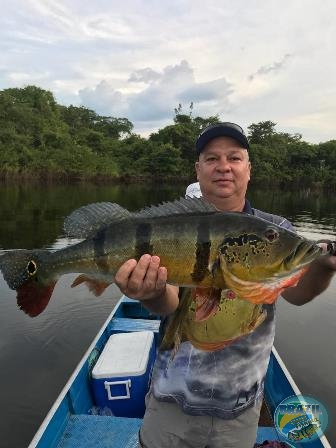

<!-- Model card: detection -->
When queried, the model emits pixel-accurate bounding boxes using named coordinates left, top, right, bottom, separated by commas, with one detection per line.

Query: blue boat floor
left=256, top=427, right=281, bottom=443
left=56, top=414, right=280, bottom=447
left=57, top=415, right=141, bottom=448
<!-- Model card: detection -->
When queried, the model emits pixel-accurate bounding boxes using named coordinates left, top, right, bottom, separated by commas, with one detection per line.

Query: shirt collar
left=243, top=199, right=253, bottom=214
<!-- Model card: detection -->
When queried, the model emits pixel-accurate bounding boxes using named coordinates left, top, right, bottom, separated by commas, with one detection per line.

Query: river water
left=0, top=182, right=335, bottom=447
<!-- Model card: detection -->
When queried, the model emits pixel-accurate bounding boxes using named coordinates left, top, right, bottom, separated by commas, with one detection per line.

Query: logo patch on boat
left=274, top=394, right=329, bottom=443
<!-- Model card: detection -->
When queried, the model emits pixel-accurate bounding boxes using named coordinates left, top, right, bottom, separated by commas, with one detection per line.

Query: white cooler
left=91, top=331, right=155, bottom=418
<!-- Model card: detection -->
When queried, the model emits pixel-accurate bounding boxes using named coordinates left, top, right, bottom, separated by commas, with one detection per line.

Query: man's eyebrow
left=202, top=151, right=217, bottom=156
left=228, top=149, right=245, bottom=154
left=202, top=148, right=246, bottom=156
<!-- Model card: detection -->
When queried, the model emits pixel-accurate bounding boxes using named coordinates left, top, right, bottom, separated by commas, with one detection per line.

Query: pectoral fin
left=193, top=287, right=221, bottom=321
left=71, top=275, right=112, bottom=296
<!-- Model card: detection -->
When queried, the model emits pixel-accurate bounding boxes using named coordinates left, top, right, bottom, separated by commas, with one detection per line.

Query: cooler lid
left=91, top=331, right=154, bottom=378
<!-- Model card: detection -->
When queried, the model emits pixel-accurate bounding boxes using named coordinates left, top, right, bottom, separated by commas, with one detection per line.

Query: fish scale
left=0, top=198, right=327, bottom=320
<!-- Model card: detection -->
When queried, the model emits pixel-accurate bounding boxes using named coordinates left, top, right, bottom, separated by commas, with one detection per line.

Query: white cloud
left=0, top=0, right=336, bottom=142
left=79, top=60, right=233, bottom=124
left=128, top=68, right=161, bottom=83
left=248, top=54, right=292, bottom=82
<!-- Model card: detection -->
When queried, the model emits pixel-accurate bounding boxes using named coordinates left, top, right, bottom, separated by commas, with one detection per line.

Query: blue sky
left=1, top=0, right=336, bottom=142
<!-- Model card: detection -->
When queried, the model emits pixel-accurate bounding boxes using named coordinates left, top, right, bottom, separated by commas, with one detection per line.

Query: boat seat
left=107, top=317, right=161, bottom=333
left=57, top=414, right=141, bottom=448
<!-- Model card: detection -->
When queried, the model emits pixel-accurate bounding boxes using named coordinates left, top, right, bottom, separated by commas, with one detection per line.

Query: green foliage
left=0, top=86, right=335, bottom=188
left=248, top=120, right=277, bottom=145
left=247, top=122, right=336, bottom=189
left=150, top=104, right=219, bottom=172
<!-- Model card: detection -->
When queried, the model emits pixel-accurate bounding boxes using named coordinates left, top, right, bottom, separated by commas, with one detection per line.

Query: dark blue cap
left=196, top=122, right=250, bottom=155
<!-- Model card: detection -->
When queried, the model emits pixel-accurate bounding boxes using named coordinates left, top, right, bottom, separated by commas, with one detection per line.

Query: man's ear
left=195, top=161, right=200, bottom=180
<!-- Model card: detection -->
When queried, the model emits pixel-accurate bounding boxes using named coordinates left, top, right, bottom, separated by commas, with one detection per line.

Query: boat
left=28, top=296, right=331, bottom=448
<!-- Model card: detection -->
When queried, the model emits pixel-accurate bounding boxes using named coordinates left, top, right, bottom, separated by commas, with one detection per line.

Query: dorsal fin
left=63, top=197, right=217, bottom=239
left=64, top=202, right=132, bottom=238
left=134, top=197, right=217, bottom=219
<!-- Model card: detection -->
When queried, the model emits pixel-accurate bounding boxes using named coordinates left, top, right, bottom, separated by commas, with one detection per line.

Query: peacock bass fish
left=0, top=198, right=324, bottom=333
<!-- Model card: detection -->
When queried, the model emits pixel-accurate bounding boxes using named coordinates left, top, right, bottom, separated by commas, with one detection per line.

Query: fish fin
left=159, top=288, right=192, bottom=352
left=247, top=308, right=267, bottom=331
left=16, top=279, right=57, bottom=317
left=193, top=287, right=221, bottom=321
left=71, top=274, right=112, bottom=296
left=64, top=202, right=132, bottom=238
left=134, top=197, right=217, bottom=219
left=232, top=268, right=308, bottom=305
left=64, top=197, right=217, bottom=239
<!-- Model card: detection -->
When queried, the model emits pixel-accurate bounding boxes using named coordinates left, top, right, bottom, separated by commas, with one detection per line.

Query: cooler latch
left=104, top=379, right=131, bottom=400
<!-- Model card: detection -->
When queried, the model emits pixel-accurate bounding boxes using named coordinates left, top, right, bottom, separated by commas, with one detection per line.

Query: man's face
left=195, top=136, right=251, bottom=206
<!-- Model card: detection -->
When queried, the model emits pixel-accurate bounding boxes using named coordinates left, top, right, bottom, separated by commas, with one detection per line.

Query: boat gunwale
left=28, top=297, right=124, bottom=448
left=271, top=347, right=331, bottom=448
left=28, top=296, right=332, bottom=448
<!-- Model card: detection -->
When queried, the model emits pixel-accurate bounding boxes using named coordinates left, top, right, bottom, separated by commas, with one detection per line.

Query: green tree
left=150, top=105, right=219, bottom=175
left=248, top=121, right=277, bottom=145
left=0, top=86, right=335, bottom=187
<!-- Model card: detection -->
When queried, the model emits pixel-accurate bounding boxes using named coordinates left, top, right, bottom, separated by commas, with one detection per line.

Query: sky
left=1, top=0, right=336, bottom=143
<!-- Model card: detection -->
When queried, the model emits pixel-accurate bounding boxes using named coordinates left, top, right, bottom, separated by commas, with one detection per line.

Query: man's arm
left=114, top=254, right=179, bottom=316
left=282, top=253, right=336, bottom=306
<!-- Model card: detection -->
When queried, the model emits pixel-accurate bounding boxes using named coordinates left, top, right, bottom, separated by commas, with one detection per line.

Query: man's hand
left=316, top=250, right=336, bottom=271
left=282, top=248, right=336, bottom=306
left=115, top=254, right=168, bottom=301
left=115, top=254, right=179, bottom=315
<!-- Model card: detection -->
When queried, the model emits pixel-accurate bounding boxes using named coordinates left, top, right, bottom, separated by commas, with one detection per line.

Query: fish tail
left=17, top=279, right=57, bottom=317
left=0, top=249, right=55, bottom=316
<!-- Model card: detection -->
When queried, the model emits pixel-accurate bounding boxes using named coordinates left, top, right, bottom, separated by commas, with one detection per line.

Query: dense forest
left=1, top=85, right=335, bottom=189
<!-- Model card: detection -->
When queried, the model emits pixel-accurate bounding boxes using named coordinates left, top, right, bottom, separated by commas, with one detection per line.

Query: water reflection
left=49, top=237, right=83, bottom=250
left=0, top=182, right=186, bottom=250
left=0, top=182, right=335, bottom=448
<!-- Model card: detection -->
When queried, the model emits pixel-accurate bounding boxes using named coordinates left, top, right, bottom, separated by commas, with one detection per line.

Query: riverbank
left=0, top=182, right=335, bottom=447
left=1, top=174, right=335, bottom=192
left=1, top=86, right=336, bottom=192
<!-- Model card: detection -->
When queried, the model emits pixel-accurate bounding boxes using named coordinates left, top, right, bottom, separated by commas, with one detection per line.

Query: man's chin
left=214, top=187, right=234, bottom=198
left=207, top=190, right=235, bottom=200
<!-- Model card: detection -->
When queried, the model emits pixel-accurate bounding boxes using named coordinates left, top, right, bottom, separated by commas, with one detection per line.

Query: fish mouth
left=284, top=240, right=321, bottom=270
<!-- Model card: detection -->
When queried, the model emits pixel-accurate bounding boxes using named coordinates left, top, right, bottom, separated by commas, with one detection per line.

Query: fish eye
left=27, top=260, right=37, bottom=276
left=264, top=228, right=279, bottom=243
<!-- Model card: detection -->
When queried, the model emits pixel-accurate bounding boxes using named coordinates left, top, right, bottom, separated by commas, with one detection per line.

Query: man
left=115, top=123, right=336, bottom=447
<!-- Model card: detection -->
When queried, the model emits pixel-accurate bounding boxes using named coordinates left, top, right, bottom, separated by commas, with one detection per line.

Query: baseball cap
left=196, top=122, right=250, bottom=155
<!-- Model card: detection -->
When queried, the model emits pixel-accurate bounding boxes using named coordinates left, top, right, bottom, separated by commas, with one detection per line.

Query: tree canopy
left=0, top=86, right=335, bottom=188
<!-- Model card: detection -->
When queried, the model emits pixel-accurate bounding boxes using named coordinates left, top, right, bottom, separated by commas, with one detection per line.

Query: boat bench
left=57, top=414, right=141, bottom=448
left=107, top=317, right=161, bottom=333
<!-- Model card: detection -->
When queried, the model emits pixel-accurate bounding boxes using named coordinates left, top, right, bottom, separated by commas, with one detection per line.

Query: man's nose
left=216, top=157, right=231, bottom=171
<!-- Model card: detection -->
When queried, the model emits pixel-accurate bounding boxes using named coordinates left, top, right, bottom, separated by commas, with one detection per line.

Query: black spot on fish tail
left=191, top=221, right=211, bottom=282
left=134, top=222, right=153, bottom=259
left=93, top=230, right=110, bottom=273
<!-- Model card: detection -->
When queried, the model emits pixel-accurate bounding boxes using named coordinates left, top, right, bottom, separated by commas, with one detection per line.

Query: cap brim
left=196, top=126, right=249, bottom=154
